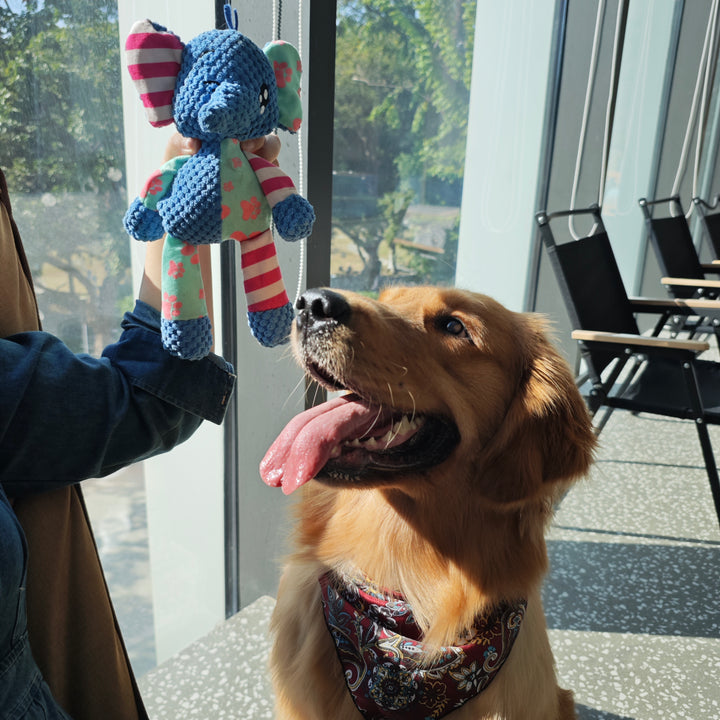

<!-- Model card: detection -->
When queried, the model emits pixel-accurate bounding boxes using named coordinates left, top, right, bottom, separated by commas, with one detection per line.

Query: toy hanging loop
left=224, top=3, right=239, bottom=31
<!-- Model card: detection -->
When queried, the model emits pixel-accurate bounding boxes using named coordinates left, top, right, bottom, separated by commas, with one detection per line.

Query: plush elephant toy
left=123, top=5, right=315, bottom=359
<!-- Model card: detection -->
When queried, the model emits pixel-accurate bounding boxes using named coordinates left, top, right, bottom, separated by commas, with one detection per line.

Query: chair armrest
left=661, top=276, right=720, bottom=289
left=629, top=296, right=720, bottom=315
left=700, top=263, right=720, bottom=274
left=571, top=329, right=709, bottom=353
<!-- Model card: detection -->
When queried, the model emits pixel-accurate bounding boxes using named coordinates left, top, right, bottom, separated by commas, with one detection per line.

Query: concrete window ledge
left=138, top=596, right=276, bottom=719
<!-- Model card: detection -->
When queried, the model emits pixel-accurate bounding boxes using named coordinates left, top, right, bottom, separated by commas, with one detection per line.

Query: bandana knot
left=319, top=571, right=526, bottom=720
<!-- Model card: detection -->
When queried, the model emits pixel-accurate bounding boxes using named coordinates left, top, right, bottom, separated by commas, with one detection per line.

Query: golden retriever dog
left=260, top=286, right=595, bottom=720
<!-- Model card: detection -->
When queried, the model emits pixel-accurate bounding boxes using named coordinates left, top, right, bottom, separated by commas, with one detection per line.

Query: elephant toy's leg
left=160, top=235, right=213, bottom=360
left=238, top=230, right=293, bottom=347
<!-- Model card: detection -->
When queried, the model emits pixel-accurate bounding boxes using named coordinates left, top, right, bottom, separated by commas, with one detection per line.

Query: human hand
left=241, top=133, right=281, bottom=165
left=161, top=132, right=281, bottom=164
left=163, top=133, right=201, bottom=163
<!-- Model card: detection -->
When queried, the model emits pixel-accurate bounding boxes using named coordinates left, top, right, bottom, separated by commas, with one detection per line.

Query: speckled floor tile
left=545, top=407, right=720, bottom=720
left=550, top=630, right=719, bottom=720
left=138, top=595, right=275, bottom=719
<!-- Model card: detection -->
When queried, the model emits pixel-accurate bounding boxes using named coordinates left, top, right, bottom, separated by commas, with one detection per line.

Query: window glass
left=0, top=0, right=155, bottom=674
left=1, top=0, right=130, bottom=351
left=331, top=0, right=476, bottom=294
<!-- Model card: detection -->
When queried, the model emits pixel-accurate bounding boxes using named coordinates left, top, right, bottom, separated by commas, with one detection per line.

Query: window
left=330, top=1, right=477, bottom=294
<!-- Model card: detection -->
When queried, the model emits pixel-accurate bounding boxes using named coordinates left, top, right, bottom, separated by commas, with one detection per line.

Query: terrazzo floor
left=136, top=406, right=720, bottom=719
left=545, top=410, right=720, bottom=720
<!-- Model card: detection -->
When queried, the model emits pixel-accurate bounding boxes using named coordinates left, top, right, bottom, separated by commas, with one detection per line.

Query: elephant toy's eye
left=259, top=83, right=270, bottom=115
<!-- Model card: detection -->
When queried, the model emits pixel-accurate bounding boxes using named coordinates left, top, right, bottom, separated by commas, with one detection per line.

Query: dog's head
left=261, top=286, right=595, bottom=508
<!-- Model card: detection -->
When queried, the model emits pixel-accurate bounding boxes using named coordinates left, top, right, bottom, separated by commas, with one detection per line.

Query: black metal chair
left=638, top=195, right=720, bottom=347
left=536, top=204, right=720, bottom=528
left=693, top=194, right=720, bottom=260
left=639, top=195, right=720, bottom=299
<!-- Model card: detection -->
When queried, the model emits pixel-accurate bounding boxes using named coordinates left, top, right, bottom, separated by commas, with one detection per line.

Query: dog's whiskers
left=310, top=380, right=323, bottom=408
left=407, top=390, right=417, bottom=424
left=359, top=402, right=385, bottom=441
left=281, top=374, right=310, bottom=413
left=390, top=362, right=409, bottom=377
left=277, top=344, right=295, bottom=362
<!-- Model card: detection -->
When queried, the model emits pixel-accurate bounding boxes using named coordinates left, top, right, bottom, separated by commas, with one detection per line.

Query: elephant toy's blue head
left=126, top=7, right=303, bottom=142
left=173, top=29, right=279, bottom=140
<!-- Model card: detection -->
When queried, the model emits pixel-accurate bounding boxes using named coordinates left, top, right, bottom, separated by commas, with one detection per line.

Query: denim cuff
left=104, top=301, right=236, bottom=425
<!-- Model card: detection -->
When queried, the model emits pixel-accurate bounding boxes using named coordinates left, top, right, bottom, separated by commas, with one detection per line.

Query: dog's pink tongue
left=260, top=395, right=381, bottom=495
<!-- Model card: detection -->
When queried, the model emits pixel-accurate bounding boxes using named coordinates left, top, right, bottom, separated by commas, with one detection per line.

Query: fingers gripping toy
left=123, top=5, right=315, bottom=359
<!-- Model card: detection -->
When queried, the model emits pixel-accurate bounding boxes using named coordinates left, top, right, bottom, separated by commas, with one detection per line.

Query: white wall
left=455, top=0, right=557, bottom=312
left=600, top=0, right=679, bottom=294
left=118, top=0, right=225, bottom=664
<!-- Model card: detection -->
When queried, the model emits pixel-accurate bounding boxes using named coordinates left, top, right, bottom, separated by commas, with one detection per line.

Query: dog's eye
left=439, top=317, right=469, bottom=339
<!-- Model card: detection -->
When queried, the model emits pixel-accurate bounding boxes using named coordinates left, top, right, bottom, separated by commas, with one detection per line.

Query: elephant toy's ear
left=126, top=20, right=184, bottom=128
left=264, top=41, right=303, bottom=133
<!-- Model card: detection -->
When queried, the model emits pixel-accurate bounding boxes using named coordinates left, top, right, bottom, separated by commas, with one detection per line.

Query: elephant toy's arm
left=158, top=150, right=222, bottom=244
left=228, top=152, right=315, bottom=348
left=273, top=193, right=316, bottom=242
left=125, top=153, right=216, bottom=359
left=123, top=155, right=190, bottom=241
left=247, top=153, right=316, bottom=241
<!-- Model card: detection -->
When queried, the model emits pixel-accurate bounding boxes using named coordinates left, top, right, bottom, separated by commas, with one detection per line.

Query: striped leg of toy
left=238, top=230, right=293, bottom=347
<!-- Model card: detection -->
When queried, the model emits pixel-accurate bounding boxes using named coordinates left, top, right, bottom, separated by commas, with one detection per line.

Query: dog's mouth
left=260, top=390, right=460, bottom=495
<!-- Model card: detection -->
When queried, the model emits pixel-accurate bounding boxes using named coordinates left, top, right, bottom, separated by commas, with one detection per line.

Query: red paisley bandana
left=319, top=571, right=526, bottom=720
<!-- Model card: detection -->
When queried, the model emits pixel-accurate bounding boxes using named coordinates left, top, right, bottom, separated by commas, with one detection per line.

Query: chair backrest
left=639, top=196, right=703, bottom=297
left=536, top=205, right=639, bottom=377
left=693, top=196, right=720, bottom=259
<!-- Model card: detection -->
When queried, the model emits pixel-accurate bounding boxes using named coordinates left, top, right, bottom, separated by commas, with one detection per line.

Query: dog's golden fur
left=267, top=286, right=596, bottom=720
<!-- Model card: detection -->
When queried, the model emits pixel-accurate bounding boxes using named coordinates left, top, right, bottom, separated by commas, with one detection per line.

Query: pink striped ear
left=126, top=19, right=184, bottom=128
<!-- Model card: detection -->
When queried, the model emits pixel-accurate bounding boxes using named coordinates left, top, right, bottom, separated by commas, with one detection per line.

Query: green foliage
left=0, top=0, right=129, bottom=349
left=332, top=188, right=414, bottom=290
left=0, top=0, right=123, bottom=193
left=335, top=0, right=476, bottom=187
left=333, top=0, right=475, bottom=289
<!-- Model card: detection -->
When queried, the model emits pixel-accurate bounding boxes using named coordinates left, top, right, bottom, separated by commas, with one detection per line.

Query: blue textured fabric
left=272, top=194, right=316, bottom=242
left=161, top=315, right=214, bottom=360
left=122, top=197, right=165, bottom=241
left=248, top=303, right=294, bottom=347
left=174, top=29, right=280, bottom=141
left=0, top=300, right=235, bottom=718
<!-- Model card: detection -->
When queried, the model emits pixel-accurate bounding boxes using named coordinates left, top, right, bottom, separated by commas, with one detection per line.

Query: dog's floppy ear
left=478, top=317, right=596, bottom=506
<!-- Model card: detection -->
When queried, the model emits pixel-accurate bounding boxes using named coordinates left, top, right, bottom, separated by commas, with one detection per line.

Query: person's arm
left=0, top=301, right=235, bottom=494
left=0, top=135, right=214, bottom=493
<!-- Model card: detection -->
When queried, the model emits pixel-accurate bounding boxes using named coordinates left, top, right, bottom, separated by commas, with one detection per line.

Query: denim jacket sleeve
left=0, top=300, right=236, bottom=495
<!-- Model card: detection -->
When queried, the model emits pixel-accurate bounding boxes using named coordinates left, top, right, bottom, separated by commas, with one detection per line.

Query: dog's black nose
left=296, top=288, right=351, bottom=328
